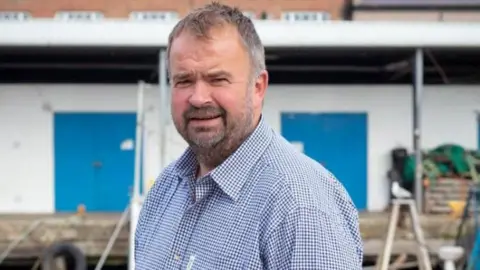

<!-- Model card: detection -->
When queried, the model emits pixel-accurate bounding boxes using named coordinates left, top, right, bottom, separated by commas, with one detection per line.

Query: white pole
left=413, top=49, right=424, bottom=213
left=129, top=80, right=145, bottom=270
left=159, top=49, right=168, bottom=171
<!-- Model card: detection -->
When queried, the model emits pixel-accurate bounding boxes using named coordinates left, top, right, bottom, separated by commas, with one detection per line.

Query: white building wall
left=0, top=84, right=478, bottom=213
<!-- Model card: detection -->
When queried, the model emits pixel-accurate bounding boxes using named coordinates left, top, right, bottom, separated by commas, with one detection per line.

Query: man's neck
left=197, top=164, right=212, bottom=179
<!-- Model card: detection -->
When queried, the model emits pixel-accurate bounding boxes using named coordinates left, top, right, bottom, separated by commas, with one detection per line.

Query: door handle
left=92, top=161, right=102, bottom=168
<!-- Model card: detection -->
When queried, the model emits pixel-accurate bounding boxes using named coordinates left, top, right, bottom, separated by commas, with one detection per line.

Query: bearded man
left=135, top=3, right=363, bottom=269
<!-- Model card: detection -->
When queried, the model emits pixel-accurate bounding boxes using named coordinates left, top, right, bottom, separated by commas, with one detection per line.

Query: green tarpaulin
left=403, top=144, right=480, bottom=184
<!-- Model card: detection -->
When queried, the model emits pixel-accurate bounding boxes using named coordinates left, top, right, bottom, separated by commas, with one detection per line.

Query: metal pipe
left=0, top=62, right=471, bottom=74
left=95, top=204, right=131, bottom=270
left=0, top=63, right=155, bottom=70
left=159, top=49, right=168, bottom=171
left=133, top=80, right=144, bottom=208
left=413, top=48, right=424, bottom=213
left=266, top=65, right=383, bottom=72
left=128, top=80, right=145, bottom=270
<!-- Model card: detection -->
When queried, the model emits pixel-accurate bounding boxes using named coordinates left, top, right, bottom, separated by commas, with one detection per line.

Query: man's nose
left=188, top=81, right=213, bottom=107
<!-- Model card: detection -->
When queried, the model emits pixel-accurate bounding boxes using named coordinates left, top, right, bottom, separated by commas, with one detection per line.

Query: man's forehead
left=168, top=25, right=249, bottom=78
left=169, top=49, right=223, bottom=77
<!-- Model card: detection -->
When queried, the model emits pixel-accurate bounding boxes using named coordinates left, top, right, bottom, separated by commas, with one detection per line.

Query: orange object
left=423, top=179, right=430, bottom=188
left=76, top=204, right=86, bottom=216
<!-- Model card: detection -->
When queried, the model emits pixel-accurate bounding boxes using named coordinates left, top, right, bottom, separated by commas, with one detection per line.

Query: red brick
left=0, top=0, right=346, bottom=20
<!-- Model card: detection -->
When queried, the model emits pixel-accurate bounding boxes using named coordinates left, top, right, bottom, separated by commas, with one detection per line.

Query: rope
left=0, top=219, right=43, bottom=265
left=94, top=204, right=131, bottom=270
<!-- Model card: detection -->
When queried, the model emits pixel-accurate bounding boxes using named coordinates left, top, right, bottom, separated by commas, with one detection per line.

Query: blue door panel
left=281, top=112, right=368, bottom=210
left=92, top=113, right=136, bottom=211
left=54, top=114, right=95, bottom=212
left=54, top=112, right=136, bottom=212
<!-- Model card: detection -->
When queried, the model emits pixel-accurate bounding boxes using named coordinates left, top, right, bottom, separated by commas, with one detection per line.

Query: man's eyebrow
left=172, top=72, right=193, bottom=81
left=205, top=70, right=232, bottom=78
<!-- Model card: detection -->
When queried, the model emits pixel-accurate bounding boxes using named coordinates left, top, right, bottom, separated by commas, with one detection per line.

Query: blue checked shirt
left=135, top=116, right=363, bottom=269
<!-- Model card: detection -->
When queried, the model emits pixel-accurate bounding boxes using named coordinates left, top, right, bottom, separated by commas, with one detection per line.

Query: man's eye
left=176, top=80, right=190, bottom=86
left=212, top=78, right=227, bottom=83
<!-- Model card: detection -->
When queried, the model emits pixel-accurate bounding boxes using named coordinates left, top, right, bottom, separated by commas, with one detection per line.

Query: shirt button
left=174, top=254, right=181, bottom=261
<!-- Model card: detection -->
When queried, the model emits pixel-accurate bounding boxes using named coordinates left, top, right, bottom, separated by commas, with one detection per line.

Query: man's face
left=169, top=25, right=264, bottom=150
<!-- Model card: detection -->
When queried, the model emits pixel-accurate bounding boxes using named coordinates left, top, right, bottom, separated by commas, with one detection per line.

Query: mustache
left=183, top=106, right=226, bottom=120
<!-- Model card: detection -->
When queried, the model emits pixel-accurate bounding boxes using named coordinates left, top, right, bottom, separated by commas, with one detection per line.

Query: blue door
left=54, top=112, right=136, bottom=212
left=281, top=112, right=368, bottom=210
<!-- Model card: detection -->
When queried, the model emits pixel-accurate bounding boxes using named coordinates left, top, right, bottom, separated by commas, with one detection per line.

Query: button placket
left=166, top=202, right=202, bottom=269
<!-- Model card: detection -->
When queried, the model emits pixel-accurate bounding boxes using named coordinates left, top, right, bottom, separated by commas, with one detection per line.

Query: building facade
left=1, top=3, right=479, bottom=215
left=346, top=0, right=480, bottom=21
left=0, top=0, right=344, bottom=21
left=3, top=0, right=480, bottom=22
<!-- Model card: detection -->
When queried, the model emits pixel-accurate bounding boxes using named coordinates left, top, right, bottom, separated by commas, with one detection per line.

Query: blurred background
left=0, top=0, right=480, bottom=269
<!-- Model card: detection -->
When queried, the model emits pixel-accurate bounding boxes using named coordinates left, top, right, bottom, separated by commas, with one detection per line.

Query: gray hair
left=166, top=2, right=266, bottom=81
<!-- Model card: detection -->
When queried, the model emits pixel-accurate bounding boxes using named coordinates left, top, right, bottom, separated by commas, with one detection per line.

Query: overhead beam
left=2, top=21, right=480, bottom=48
left=0, top=62, right=476, bottom=74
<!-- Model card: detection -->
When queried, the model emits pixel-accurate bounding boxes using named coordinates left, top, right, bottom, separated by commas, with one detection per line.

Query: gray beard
left=190, top=116, right=253, bottom=170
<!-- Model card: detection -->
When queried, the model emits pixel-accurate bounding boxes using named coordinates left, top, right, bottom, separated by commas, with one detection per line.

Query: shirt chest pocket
left=187, top=253, right=247, bottom=270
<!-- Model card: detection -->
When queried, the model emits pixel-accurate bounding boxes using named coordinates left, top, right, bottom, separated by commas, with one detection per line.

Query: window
left=55, top=11, right=104, bottom=21
left=129, top=11, right=178, bottom=21
left=281, top=12, right=330, bottom=22
left=0, top=12, right=31, bottom=21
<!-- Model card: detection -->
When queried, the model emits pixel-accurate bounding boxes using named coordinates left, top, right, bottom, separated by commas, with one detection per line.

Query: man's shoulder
left=263, top=135, right=351, bottom=211
left=259, top=135, right=361, bottom=254
left=142, top=160, right=180, bottom=206
left=157, top=160, right=179, bottom=180
left=136, top=160, right=179, bottom=240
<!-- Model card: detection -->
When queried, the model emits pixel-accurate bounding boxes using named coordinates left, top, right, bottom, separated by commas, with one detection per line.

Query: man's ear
left=253, top=70, right=269, bottom=107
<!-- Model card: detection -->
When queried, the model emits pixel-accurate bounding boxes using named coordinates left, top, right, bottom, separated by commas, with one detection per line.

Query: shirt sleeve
left=263, top=206, right=363, bottom=270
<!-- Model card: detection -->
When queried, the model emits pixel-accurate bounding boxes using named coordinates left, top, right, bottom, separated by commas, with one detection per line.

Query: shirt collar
left=174, top=115, right=273, bottom=201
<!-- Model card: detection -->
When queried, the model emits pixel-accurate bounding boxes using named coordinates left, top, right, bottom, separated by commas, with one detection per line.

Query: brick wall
left=0, top=0, right=346, bottom=20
